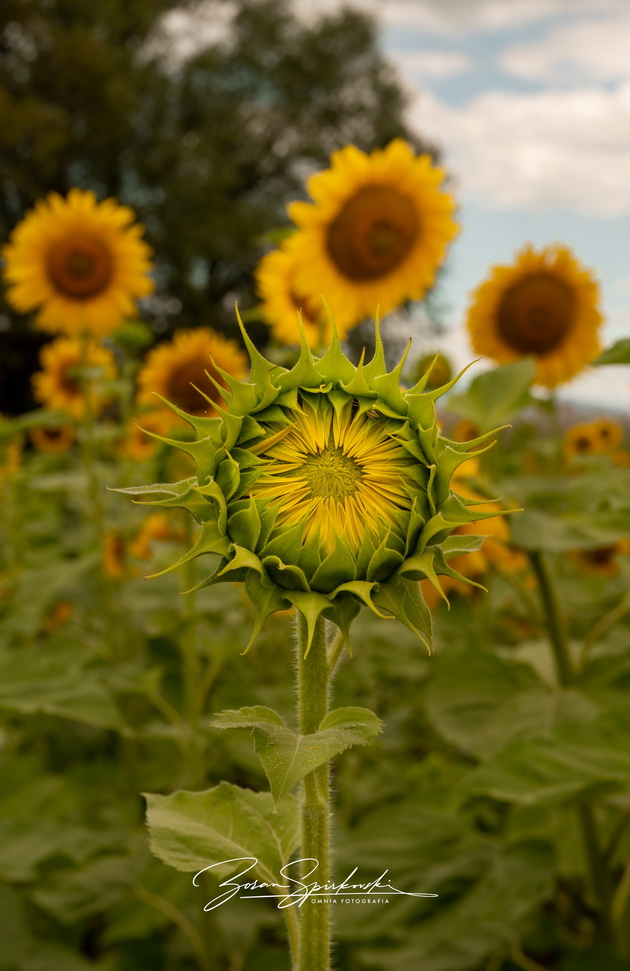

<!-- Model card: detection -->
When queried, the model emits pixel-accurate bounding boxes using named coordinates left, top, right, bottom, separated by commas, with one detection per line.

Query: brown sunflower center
left=326, top=185, right=418, bottom=281
left=497, top=272, right=575, bottom=354
left=47, top=235, right=113, bottom=299
left=167, top=361, right=223, bottom=415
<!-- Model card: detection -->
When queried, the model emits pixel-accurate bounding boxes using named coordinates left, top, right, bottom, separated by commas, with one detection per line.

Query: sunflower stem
left=78, top=332, right=119, bottom=659
left=530, top=549, right=617, bottom=946
left=295, top=615, right=331, bottom=971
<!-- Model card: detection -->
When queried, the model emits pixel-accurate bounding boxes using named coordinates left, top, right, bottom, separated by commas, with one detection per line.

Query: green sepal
left=372, top=575, right=433, bottom=653
left=147, top=520, right=230, bottom=578
left=405, top=393, right=437, bottom=430
left=310, top=539, right=357, bottom=594
left=215, top=454, right=240, bottom=501
left=367, top=533, right=404, bottom=583
left=417, top=494, right=501, bottom=552
left=315, top=316, right=356, bottom=386
left=397, top=547, right=449, bottom=604
left=262, top=556, right=310, bottom=591
left=220, top=411, right=243, bottom=452
left=259, top=520, right=307, bottom=567
left=361, top=315, right=386, bottom=382
left=224, top=379, right=259, bottom=417
left=330, top=580, right=390, bottom=619
left=250, top=369, right=282, bottom=414
left=227, top=496, right=261, bottom=549
left=324, top=593, right=361, bottom=650
left=276, top=335, right=323, bottom=392
left=217, top=545, right=265, bottom=581
left=341, top=349, right=377, bottom=398
left=236, top=304, right=284, bottom=389
left=242, top=572, right=292, bottom=653
left=371, top=340, right=411, bottom=414
left=193, top=480, right=228, bottom=532
left=282, top=590, right=333, bottom=657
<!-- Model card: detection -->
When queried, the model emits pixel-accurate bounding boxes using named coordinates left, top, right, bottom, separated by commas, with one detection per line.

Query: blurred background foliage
left=0, top=0, right=430, bottom=413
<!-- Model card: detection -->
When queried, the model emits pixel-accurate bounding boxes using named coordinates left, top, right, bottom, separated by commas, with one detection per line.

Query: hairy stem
left=295, top=615, right=331, bottom=971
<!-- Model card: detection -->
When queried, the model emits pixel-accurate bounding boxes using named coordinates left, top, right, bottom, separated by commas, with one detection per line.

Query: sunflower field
left=2, top=3, right=630, bottom=971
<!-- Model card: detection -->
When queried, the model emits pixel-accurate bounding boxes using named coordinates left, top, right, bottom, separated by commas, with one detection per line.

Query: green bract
left=123, top=315, right=502, bottom=654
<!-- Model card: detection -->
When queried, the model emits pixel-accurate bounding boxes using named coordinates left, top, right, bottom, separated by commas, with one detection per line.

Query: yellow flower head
left=32, top=336, right=116, bottom=419
left=287, top=139, right=458, bottom=325
left=564, top=417, right=623, bottom=461
left=592, top=416, right=623, bottom=452
left=137, top=327, right=249, bottom=430
left=570, top=540, right=629, bottom=578
left=29, top=425, right=75, bottom=454
left=3, top=188, right=153, bottom=336
left=103, top=530, right=128, bottom=580
left=255, top=242, right=354, bottom=349
left=466, top=244, right=602, bottom=388
left=414, top=351, right=453, bottom=390
left=122, top=313, right=507, bottom=656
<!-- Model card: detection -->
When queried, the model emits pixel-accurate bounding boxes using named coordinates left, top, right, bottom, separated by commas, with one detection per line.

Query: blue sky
left=356, top=0, right=630, bottom=406
left=166, top=0, right=630, bottom=406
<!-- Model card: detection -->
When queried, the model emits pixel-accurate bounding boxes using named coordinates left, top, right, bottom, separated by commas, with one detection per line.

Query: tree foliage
left=0, top=0, right=428, bottom=344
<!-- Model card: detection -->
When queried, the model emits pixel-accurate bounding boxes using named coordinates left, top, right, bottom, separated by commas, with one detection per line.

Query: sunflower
left=123, top=314, right=506, bottom=655
left=570, top=540, right=629, bottom=578
left=129, top=512, right=185, bottom=560
left=32, top=336, right=116, bottom=419
left=249, top=395, right=419, bottom=557
left=3, top=188, right=153, bottom=337
left=466, top=245, right=602, bottom=388
left=255, top=242, right=354, bottom=349
left=287, top=139, right=458, bottom=324
left=122, top=411, right=168, bottom=462
left=136, top=328, right=248, bottom=430
left=592, top=417, right=623, bottom=452
left=413, top=351, right=453, bottom=391
left=29, top=424, right=75, bottom=454
left=103, top=530, right=128, bottom=580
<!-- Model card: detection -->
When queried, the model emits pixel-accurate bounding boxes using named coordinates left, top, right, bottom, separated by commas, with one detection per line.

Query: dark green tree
left=0, top=0, right=432, bottom=410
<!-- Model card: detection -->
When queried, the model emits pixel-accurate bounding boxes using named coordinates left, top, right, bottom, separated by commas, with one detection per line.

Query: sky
left=356, top=0, right=630, bottom=407
left=163, top=0, right=630, bottom=407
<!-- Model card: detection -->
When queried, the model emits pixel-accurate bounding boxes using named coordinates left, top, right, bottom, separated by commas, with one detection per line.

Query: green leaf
left=372, top=575, right=433, bottom=651
left=356, top=841, right=553, bottom=971
left=211, top=706, right=383, bottom=805
left=593, top=338, right=630, bottom=365
left=145, top=783, right=299, bottom=890
left=0, top=648, right=123, bottom=731
left=510, top=508, right=630, bottom=552
left=459, top=737, right=630, bottom=806
left=445, top=358, right=536, bottom=432
left=424, top=649, right=546, bottom=759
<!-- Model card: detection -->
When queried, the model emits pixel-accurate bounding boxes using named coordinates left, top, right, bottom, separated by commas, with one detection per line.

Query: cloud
left=501, top=10, right=630, bottom=83
left=369, top=0, right=618, bottom=36
left=410, top=83, right=630, bottom=216
left=395, top=50, right=475, bottom=79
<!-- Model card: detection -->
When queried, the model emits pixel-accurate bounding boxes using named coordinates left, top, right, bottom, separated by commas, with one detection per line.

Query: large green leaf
left=145, top=783, right=299, bottom=893
left=350, top=841, right=554, bottom=971
left=593, top=339, right=630, bottom=365
left=0, top=647, right=123, bottom=730
left=444, top=358, right=536, bottom=432
left=459, top=737, right=630, bottom=806
left=211, top=705, right=383, bottom=804
left=510, top=508, right=630, bottom=552
left=424, top=648, right=547, bottom=758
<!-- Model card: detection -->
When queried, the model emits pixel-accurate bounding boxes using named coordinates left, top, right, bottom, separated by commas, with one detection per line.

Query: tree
left=0, top=0, right=433, bottom=411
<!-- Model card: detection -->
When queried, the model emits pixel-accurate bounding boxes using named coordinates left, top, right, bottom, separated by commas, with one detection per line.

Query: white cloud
left=410, top=83, right=630, bottom=216
left=395, top=49, right=475, bottom=79
left=368, top=0, right=619, bottom=37
left=501, top=10, right=630, bottom=83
